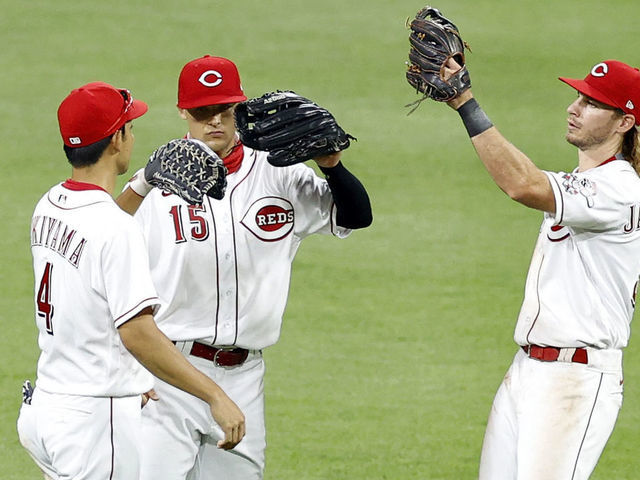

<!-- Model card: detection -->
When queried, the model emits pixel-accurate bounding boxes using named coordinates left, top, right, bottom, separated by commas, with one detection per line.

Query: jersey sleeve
left=101, top=214, right=159, bottom=328
left=282, top=163, right=351, bottom=239
left=544, top=168, right=632, bottom=230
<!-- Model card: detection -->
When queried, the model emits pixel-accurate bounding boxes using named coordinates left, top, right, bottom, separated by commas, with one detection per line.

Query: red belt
left=522, top=345, right=588, bottom=364
left=178, top=341, right=249, bottom=367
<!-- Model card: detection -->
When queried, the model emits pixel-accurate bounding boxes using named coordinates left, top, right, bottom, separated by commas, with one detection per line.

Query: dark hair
left=63, top=125, right=126, bottom=167
left=621, top=125, right=640, bottom=174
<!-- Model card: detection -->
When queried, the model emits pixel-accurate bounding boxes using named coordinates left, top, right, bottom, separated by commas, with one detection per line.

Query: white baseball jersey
left=30, top=180, right=159, bottom=397
left=134, top=146, right=350, bottom=349
left=515, top=155, right=640, bottom=349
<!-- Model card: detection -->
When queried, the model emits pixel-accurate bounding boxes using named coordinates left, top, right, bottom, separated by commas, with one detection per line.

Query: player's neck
left=71, top=158, right=118, bottom=195
left=576, top=138, right=622, bottom=172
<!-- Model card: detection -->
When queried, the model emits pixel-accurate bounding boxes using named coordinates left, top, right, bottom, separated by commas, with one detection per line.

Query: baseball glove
left=235, top=91, right=355, bottom=167
left=144, top=138, right=227, bottom=204
left=406, top=6, right=471, bottom=110
left=22, top=379, right=33, bottom=405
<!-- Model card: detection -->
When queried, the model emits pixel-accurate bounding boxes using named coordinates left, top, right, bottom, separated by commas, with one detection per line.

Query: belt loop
left=173, top=341, right=194, bottom=354
left=558, top=348, right=576, bottom=363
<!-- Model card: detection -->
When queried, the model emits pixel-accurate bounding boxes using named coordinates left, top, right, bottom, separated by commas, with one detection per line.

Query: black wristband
left=457, top=98, right=493, bottom=137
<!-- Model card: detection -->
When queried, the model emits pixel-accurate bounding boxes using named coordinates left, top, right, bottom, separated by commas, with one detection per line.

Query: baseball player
left=441, top=58, right=640, bottom=479
left=117, top=55, right=373, bottom=479
left=17, top=81, right=244, bottom=480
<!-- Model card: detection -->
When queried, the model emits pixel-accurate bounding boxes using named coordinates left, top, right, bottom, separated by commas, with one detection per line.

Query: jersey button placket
left=213, top=200, right=237, bottom=344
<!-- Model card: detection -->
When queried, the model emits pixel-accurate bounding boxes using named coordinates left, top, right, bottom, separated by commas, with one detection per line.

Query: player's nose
left=566, top=97, right=581, bottom=116
left=207, top=113, right=222, bottom=126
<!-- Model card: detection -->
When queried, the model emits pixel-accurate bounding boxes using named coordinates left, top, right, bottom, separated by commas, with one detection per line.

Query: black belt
left=174, top=341, right=249, bottom=367
left=522, top=345, right=588, bottom=364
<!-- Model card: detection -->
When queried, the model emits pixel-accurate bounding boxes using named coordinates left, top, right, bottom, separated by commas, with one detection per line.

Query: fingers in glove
left=443, top=57, right=463, bottom=81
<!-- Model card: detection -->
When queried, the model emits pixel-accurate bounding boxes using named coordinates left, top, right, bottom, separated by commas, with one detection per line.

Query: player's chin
left=204, top=136, right=234, bottom=157
left=565, top=131, right=580, bottom=147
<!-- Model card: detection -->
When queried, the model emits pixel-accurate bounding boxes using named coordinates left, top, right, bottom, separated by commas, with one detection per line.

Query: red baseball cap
left=57, top=81, right=148, bottom=147
left=559, top=60, right=640, bottom=125
left=177, top=55, right=247, bottom=109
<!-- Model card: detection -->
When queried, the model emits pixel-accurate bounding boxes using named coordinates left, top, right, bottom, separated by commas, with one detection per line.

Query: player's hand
left=141, top=389, right=159, bottom=408
left=443, top=57, right=473, bottom=110
left=209, top=394, right=246, bottom=450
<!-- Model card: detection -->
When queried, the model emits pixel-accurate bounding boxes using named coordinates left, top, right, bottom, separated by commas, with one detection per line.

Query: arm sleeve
left=101, top=215, right=159, bottom=328
left=319, top=162, right=372, bottom=229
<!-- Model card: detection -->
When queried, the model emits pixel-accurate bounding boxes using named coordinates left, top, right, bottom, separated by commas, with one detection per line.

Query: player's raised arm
left=116, top=166, right=151, bottom=214
left=445, top=78, right=555, bottom=213
left=116, top=184, right=146, bottom=214
left=314, top=152, right=373, bottom=229
left=404, top=6, right=554, bottom=213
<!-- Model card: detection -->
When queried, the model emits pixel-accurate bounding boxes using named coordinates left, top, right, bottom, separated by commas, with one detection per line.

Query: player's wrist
left=456, top=97, right=494, bottom=137
left=314, top=152, right=342, bottom=168
left=447, top=90, right=473, bottom=110
left=126, top=167, right=153, bottom=197
left=204, top=384, right=226, bottom=406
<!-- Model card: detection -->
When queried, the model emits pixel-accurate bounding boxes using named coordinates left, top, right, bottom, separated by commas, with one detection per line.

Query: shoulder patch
left=561, top=174, right=596, bottom=208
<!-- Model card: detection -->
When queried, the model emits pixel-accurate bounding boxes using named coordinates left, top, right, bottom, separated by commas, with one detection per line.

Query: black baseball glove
left=235, top=91, right=355, bottom=167
left=406, top=6, right=471, bottom=110
left=145, top=138, right=227, bottom=204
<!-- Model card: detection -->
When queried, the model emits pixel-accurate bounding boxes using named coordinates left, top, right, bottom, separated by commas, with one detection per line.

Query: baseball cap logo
left=626, top=100, right=635, bottom=110
left=591, top=62, right=608, bottom=77
left=198, top=70, right=223, bottom=87
left=69, top=137, right=82, bottom=145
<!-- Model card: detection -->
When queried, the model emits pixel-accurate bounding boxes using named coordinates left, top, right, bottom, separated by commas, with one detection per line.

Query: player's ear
left=178, top=107, right=188, bottom=120
left=108, top=125, right=127, bottom=153
left=619, top=114, right=636, bottom=134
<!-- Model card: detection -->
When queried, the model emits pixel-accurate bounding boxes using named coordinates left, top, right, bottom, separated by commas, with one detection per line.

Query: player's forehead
left=577, top=92, right=620, bottom=112
left=189, top=103, right=236, bottom=114
left=186, top=103, right=237, bottom=121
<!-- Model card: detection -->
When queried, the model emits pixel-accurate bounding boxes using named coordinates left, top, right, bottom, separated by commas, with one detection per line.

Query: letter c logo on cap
left=591, top=62, right=608, bottom=77
left=198, top=70, right=223, bottom=87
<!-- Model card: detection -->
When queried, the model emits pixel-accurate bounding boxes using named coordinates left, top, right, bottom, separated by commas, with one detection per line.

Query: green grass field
left=2, top=0, right=640, bottom=478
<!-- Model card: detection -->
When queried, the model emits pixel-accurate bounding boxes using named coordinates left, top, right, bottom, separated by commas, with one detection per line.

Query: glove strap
left=457, top=98, right=493, bottom=137
left=126, top=167, right=153, bottom=197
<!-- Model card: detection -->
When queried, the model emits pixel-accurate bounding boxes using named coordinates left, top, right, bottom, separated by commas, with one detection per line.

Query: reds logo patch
left=241, top=197, right=294, bottom=241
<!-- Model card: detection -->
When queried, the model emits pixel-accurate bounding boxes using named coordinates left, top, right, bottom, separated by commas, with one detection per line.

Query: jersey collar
left=598, top=153, right=624, bottom=168
left=62, top=179, right=108, bottom=192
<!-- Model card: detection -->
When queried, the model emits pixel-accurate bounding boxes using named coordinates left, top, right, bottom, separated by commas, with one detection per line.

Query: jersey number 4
left=37, top=262, right=55, bottom=335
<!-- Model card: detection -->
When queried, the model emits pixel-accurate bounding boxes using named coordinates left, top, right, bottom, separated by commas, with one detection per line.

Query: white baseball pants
left=139, top=348, right=266, bottom=480
left=479, top=347, right=623, bottom=480
left=17, top=389, right=142, bottom=479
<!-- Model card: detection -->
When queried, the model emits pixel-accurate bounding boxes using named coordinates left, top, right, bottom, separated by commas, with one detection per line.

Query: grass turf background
left=1, top=0, right=639, bottom=478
